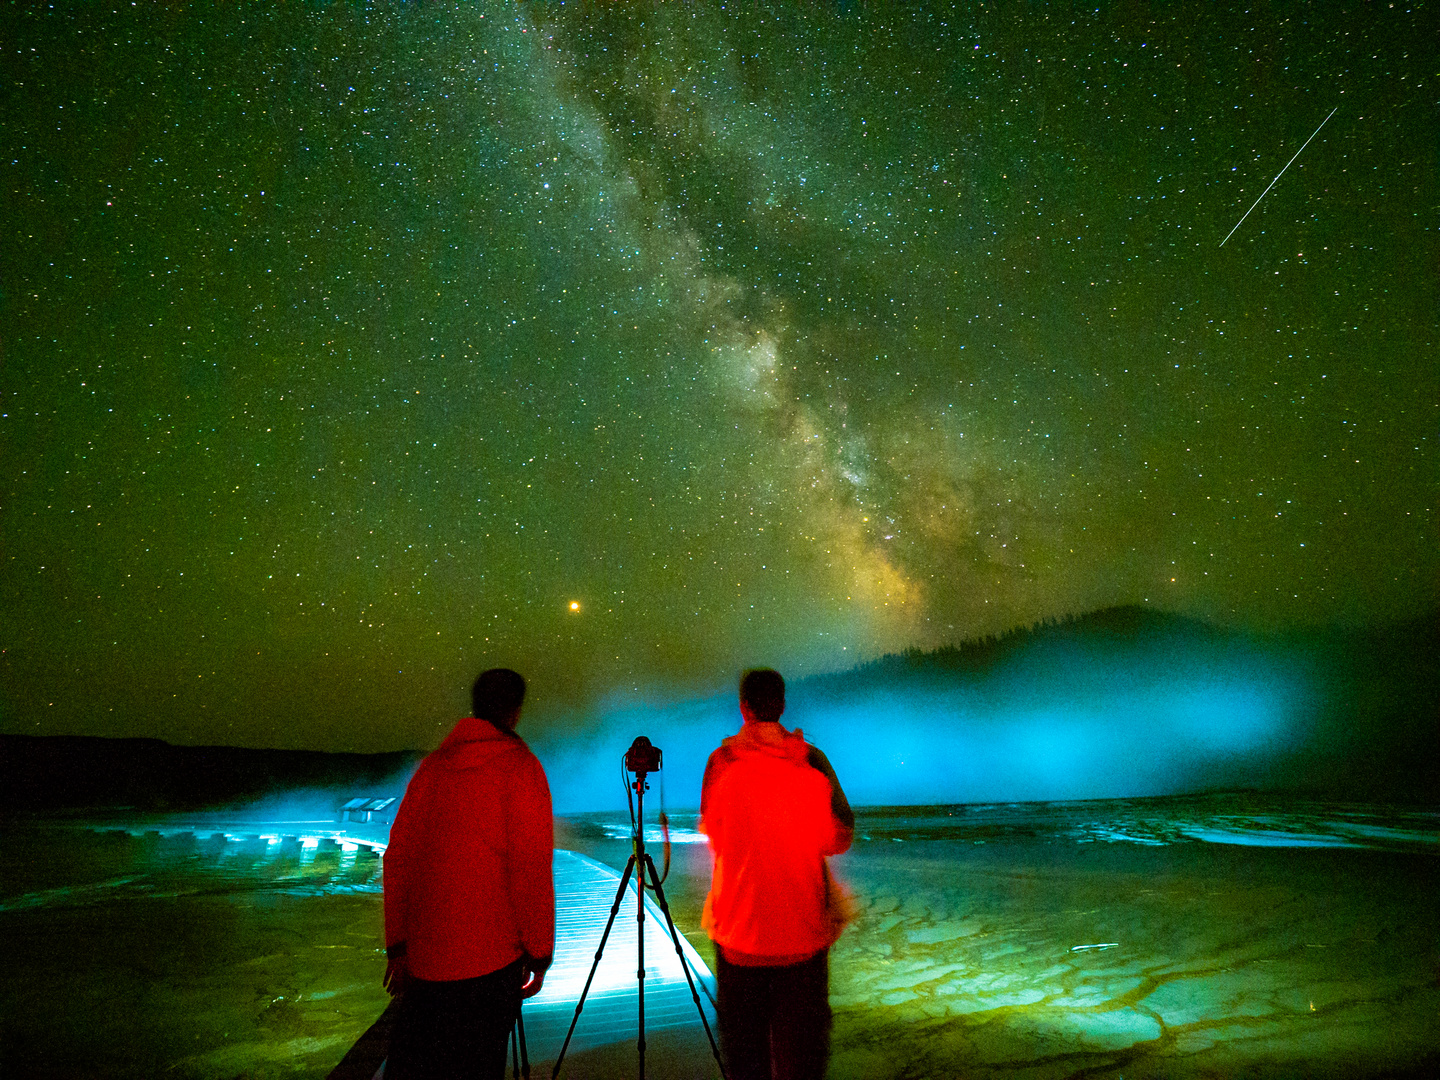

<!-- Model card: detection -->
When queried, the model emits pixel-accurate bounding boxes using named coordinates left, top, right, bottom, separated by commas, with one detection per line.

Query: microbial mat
left=3, top=794, right=1436, bottom=1079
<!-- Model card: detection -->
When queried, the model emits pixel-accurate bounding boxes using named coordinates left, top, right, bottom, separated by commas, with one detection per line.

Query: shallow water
left=569, top=795, right=1440, bottom=1078
left=825, top=838, right=1439, bottom=1079
left=2, top=795, right=1437, bottom=1078
left=1, top=824, right=389, bottom=1079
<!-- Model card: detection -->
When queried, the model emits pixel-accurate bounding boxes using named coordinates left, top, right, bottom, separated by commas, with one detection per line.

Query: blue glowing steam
left=531, top=621, right=1312, bottom=813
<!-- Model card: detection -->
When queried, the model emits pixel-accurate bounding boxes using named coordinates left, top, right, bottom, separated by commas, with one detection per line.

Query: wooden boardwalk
left=325, top=849, right=721, bottom=1079
left=525, top=850, right=718, bottom=1058
left=99, top=815, right=722, bottom=1076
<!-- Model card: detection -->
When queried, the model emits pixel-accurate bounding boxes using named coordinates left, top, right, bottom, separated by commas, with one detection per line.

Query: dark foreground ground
left=2, top=807, right=1437, bottom=1079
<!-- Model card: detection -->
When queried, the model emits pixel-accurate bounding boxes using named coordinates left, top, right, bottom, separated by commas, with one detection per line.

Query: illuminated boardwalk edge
left=87, top=820, right=718, bottom=1068
left=324, top=849, right=719, bottom=1078
left=526, top=849, right=718, bottom=1058
left=95, top=820, right=717, bottom=1012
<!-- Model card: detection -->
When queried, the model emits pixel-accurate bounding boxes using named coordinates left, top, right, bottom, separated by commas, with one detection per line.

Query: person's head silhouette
left=472, top=668, right=526, bottom=732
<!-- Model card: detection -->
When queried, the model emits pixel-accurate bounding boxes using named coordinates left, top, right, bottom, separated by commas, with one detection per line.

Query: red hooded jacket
left=700, top=722, right=853, bottom=964
left=384, top=718, right=555, bottom=982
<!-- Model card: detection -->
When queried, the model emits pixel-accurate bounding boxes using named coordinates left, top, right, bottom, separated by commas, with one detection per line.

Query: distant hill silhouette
left=808, top=605, right=1230, bottom=691
left=0, top=735, right=420, bottom=813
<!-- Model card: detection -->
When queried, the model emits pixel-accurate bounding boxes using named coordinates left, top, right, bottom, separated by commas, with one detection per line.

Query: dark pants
left=715, top=948, right=831, bottom=1080
left=386, top=959, right=523, bottom=1080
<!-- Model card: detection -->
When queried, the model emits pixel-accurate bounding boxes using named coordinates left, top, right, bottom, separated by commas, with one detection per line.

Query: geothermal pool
left=2, top=794, right=1436, bottom=1078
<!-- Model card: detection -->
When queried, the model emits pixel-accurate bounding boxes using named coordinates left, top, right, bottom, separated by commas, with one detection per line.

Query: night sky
left=3, top=2, right=1435, bottom=753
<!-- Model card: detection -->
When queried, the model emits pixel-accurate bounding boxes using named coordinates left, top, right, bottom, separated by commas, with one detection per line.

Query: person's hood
left=721, top=720, right=809, bottom=764
left=428, top=717, right=528, bottom=771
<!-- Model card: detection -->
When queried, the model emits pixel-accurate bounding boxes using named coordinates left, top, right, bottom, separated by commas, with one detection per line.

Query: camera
left=624, top=735, right=662, bottom=775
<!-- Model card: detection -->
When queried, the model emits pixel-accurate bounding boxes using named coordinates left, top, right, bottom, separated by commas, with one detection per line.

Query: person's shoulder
left=505, top=735, right=550, bottom=778
left=701, top=742, right=740, bottom=787
left=407, top=748, right=443, bottom=784
left=706, top=740, right=741, bottom=770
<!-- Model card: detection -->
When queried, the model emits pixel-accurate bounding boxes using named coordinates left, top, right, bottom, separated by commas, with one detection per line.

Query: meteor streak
left=1220, top=106, right=1338, bottom=247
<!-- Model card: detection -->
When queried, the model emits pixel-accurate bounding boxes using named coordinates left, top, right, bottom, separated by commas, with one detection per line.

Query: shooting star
left=1220, top=106, right=1338, bottom=247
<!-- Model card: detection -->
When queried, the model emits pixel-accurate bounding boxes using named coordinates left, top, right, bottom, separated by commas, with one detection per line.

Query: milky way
left=3, top=2, right=1434, bottom=750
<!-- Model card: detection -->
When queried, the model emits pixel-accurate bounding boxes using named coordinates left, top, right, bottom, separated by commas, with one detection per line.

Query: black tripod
left=551, top=741, right=726, bottom=1079
left=510, top=1010, right=530, bottom=1079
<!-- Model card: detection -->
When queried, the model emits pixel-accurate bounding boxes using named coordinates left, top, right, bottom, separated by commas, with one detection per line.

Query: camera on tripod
left=552, top=731, right=726, bottom=1080
left=624, top=735, right=662, bottom=775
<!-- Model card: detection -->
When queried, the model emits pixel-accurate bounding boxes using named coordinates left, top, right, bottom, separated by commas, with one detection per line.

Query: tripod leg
left=641, top=854, right=728, bottom=1080
left=516, top=1008, right=530, bottom=1080
left=551, top=854, right=637, bottom=1079
left=637, top=857, right=646, bottom=1080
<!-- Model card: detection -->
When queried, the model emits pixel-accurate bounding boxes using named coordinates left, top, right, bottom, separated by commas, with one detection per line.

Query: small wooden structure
left=338, top=797, right=397, bottom=824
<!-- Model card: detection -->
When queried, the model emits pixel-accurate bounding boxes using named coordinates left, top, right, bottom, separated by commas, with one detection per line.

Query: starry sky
left=3, top=2, right=1435, bottom=752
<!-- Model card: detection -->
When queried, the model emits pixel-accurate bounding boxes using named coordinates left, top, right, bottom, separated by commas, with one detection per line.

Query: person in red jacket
left=382, top=668, right=555, bottom=1080
left=700, top=668, right=854, bottom=1080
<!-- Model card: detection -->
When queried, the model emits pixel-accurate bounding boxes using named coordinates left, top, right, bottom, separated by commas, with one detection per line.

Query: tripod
left=510, top=1009, right=529, bottom=1079
left=551, top=760, right=726, bottom=1080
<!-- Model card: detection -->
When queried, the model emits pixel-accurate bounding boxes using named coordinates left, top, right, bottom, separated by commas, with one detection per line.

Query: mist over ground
left=530, top=608, right=1438, bottom=812
left=3, top=609, right=1431, bottom=817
